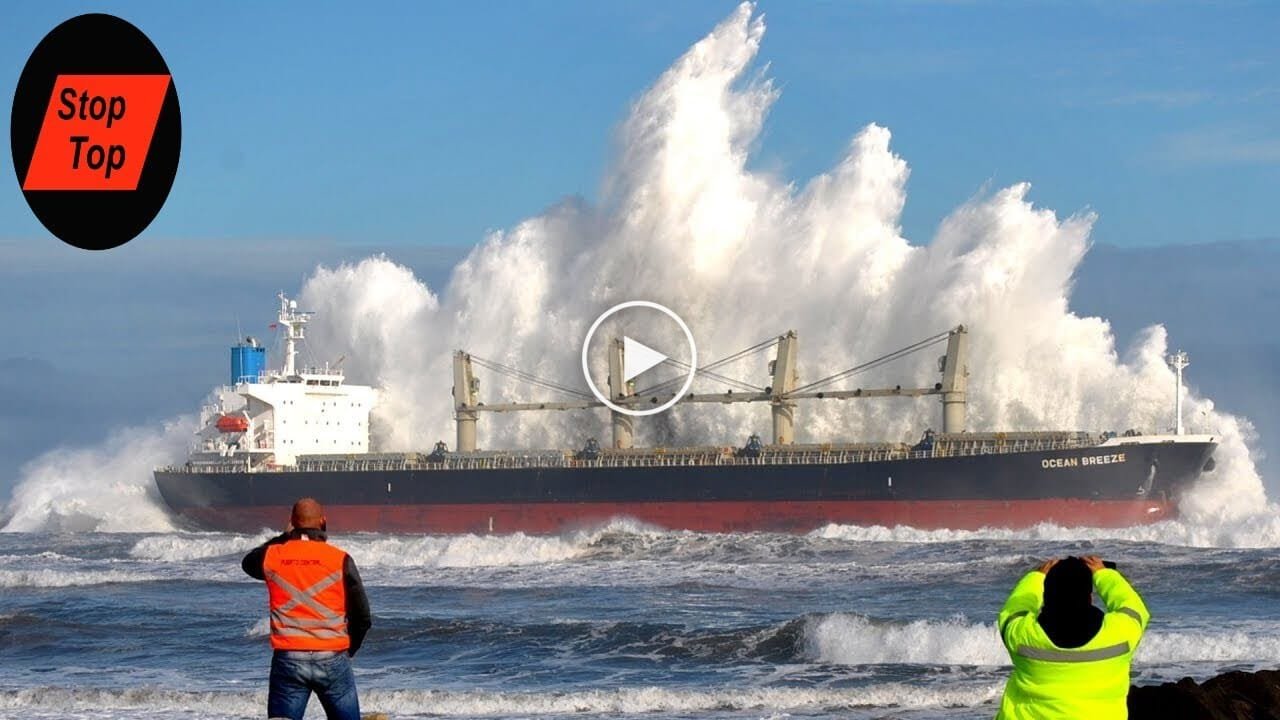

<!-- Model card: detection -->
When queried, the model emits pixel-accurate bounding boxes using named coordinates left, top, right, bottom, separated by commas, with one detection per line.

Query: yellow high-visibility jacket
left=995, top=568, right=1149, bottom=720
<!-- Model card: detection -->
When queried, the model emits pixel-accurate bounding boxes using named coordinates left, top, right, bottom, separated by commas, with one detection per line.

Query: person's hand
left=1036, top=558, right=1059, bottom=574
left=1081, top=555, right=1106, bottom=573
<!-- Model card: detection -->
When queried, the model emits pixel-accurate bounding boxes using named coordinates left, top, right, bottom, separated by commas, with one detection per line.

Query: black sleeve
left=240, top=532, right=290, bottom=580
left=343, top=554, right=372, bottom=657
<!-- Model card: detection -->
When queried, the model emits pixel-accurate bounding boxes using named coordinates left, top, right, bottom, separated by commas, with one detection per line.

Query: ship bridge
left=190, top=293, right=376, bottom=467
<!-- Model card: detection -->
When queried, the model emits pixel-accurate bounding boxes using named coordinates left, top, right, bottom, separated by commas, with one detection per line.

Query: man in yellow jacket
left=996, top=555, right=1149, bottom=719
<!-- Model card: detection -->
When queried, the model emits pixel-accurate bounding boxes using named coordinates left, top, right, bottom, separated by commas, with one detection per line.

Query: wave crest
left=0, top=683, right=1004, bottom=717
left=804, top=612, right=1280, bottom=667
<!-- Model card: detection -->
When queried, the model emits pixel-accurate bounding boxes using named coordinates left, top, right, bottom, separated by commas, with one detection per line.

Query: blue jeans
left=267, top=650, right=360, bottom=720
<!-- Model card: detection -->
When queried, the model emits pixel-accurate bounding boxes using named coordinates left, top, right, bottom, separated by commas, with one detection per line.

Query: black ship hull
left=155, top=438, right=1217, bottom=533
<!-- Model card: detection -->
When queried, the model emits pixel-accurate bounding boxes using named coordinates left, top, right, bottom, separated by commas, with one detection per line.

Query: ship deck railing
left=159, top=431, right=1113, bottom=474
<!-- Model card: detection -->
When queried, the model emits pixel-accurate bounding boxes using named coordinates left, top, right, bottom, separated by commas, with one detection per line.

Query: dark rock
left=1129, top=669, right=1280, bottom=720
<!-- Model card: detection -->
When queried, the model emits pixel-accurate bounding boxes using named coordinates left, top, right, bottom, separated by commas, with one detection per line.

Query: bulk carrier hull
left=158, top=297, right=1219, bottom=535
left=155, top=436, right=1216, bottom=534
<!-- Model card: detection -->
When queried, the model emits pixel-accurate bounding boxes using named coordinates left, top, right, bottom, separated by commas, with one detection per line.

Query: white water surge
left=3, top=3, right=1275, bottom=544
left=0, top=684, right=1008, bottom=718
left=804, top=613, right=1280, bottom=667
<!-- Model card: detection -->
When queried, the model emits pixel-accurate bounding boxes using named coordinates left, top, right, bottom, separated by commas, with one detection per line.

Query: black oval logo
left=10, top=14, right=181, bottom=251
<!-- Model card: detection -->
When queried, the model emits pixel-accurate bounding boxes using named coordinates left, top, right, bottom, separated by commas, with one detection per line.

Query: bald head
left=290, top=498, right=326, bottom=530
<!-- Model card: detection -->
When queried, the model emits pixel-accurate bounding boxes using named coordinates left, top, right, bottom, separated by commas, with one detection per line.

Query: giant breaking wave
left=3, top=3, right=1275, bottom=543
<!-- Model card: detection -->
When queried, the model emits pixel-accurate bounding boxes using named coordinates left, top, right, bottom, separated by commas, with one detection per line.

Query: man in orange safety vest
left=242, top=498, right=372, bottom=720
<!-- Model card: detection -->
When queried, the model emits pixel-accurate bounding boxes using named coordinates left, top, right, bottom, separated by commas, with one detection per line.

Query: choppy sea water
left=2, top=520, right=1278, bottom=720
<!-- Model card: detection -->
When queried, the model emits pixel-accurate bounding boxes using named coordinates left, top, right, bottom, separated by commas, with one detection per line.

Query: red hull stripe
left=178, top=499, right=1175, bottom=534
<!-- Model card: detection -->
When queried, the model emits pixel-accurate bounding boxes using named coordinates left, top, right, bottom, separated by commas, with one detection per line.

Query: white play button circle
left=580, top=301, right=697, bottom=417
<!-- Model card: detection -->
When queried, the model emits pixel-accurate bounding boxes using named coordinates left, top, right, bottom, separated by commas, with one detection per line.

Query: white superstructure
left=190, top=293, right=377, bottom=468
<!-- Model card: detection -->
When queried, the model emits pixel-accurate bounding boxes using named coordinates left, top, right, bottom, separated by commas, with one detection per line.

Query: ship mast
left=277, top=292, right=312, bottom=377
left=608, top=339, right=635, bottom=449
left=1169, top=350, right=1190, bottom=435
left=769, top=331, right=799, bottom=444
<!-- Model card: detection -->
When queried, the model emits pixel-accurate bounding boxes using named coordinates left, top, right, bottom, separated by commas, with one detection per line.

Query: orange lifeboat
left=215, top=414, right=249, bottom=433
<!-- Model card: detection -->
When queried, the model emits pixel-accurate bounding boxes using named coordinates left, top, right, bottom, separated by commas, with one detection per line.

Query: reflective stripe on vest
left=265, top=568, right=347, bottom=641
left=1016, top=641, right=1130, bottom=662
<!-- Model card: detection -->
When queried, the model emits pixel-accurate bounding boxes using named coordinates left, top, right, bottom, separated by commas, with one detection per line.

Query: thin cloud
left=1056, top=87, right=1211, bottom=110
left=1153, top=126, right=1280, bottom=167
left=1104, top=90, right=1210, bottom=109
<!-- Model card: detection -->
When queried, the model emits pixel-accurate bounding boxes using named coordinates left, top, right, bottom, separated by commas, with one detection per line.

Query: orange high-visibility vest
left=263, top=538, right=350, bottom=652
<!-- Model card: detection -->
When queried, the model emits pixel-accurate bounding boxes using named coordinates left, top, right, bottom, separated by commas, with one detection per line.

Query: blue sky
left=3, top=1, right=1278, bottom=250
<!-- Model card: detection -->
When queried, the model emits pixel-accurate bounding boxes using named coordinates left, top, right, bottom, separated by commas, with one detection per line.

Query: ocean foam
left=810, top=515, right=1280, bottom=549
left=341, top=532, right=588, bottom=569
left=804, top=612, right=1280, bottom=667
left=244, top=617, right=269, bottom=638
left=0, top=683, right=1005, bottom=717
left=805, top=613, right=1007, bottom=666
left=1, top=417, right=194, bottom=534
left=0, top=568, right=154, bottom=588
left=128, top=532, right=275, bottom=562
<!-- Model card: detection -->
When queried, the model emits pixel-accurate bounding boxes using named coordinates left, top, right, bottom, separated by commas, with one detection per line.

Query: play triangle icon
left=622, top=336, right=669, bottom=382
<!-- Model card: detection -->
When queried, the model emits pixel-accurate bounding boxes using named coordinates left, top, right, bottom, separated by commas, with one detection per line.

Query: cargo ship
left=154, top=294, right=1217, bottom=533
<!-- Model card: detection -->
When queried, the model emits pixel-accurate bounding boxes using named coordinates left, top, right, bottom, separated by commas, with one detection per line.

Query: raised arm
left=998, top=562, right=1051, bottom=648
left=1080, top=555, right=1149, bottom=632
left=1093, top=567, right=1150, bottom=630
left=240, top=532, right=289, bottom=580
